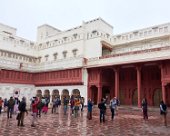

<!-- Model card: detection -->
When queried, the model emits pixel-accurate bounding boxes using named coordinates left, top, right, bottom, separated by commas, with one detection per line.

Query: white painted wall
left=0, top=83, right=36, bottom=105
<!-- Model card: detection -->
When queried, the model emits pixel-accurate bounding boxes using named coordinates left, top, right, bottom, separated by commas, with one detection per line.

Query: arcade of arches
left=35, top=89, right=82, bottom=103
left=87, top=60, right=170, bottom=107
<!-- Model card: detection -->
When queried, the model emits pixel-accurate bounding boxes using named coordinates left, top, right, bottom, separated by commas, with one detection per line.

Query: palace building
left=0, top=18, right=170, bottom=107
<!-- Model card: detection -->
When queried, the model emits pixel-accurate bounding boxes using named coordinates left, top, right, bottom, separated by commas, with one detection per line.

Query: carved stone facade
left=0, top=18, right=170, bottom=106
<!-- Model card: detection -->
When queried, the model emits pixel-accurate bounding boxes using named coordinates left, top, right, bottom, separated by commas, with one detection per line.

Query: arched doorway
left=153, top=88, right=162, bottom=107
left=61, top=89, right=70, bottom=103
left=91, top=86, right=98, bottom=105
left=72, top=89, right=80, bottom=98
left=36, top=90, right=42, bottom=98
left=44, top=90, right=50, bottom=99
left=102, top=86, right=110, bottom=104
left=132, top=89, right=138, bottom=106
left=52, top=89, right=60, bottom=101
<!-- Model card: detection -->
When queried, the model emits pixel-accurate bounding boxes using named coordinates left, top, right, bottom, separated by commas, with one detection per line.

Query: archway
left=102, top=86, right=110, bottom=104
left=36, top=90, right=42, bottom=98
left=132, top=89, right=138, bottom=106
left=61, top=89, right=70, bottom=103
left=44, top=89, right=50, bottom=99
left=72, top=89, right=80, bottom=98
left=91, top=86, right=98, bottom=105
left=52, top=89, right=60, bottom=101
left=153, top=88, right=162, bottom=107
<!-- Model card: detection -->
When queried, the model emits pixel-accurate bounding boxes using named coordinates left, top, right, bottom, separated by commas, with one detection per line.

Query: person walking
left=17, top=97, right=28, bottom=127
left=7, top=97, right=15, bottom=119
left=70, top=96, right=75, bottom=115
left=63, top=96, right=69, bottom=115
left=160, top=100, right=167, bottom=126
left=87, top=98, right=93, bottom=120
left=110, top=97, right=117, bottom=120
left=141, top=98, right=148, bottom=120
left=74, top=98, right=80, bottom=117
left=98, top=98, right=106, bottom=123
left=31, top=98, right=39, bottom=127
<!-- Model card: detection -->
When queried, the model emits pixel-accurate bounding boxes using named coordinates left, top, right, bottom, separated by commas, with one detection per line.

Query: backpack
left=8, top=99, right=14, bottom=108
left=162, top=104, right=167, bottom=112
left=18, top=102, right=25, bottom=111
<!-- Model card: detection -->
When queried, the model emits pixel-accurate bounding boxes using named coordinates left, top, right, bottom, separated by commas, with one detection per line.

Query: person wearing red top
left=0, top=97, right=3, bottom=114
left=31, top=98, right=39, bottom=127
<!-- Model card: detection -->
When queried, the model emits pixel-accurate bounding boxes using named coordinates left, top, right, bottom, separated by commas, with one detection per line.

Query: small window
left=63, top=51, right=67, bottom=59
left=45, top=55, right=49, bottom=61
left=53, top=53, right=58, bottom=60
left=72, top=49, right=78, bottom=57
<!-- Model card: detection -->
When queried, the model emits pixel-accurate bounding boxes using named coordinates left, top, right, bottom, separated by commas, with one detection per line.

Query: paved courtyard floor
left=0, top=106, right=170, bottom=136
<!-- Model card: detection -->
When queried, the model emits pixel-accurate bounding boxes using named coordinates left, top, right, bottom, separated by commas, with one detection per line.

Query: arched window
left=45, top=55, right=49, bottom=61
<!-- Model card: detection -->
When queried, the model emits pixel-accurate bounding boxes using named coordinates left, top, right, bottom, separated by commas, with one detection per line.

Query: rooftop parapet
left=112, top=23, right=170, bottom=45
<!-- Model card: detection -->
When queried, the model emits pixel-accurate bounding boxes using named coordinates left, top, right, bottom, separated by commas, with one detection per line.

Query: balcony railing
left=0, top=57, right=85, bottom=72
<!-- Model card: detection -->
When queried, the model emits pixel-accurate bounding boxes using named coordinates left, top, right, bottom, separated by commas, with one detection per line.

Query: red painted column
left=136, top=66, right=141, bottom=107
left=162, top=84, right=166, bottom=104
left=160, top=63, right=167, bottom=104
left=97, top=86, right=102, bottom=104
left=97, top=69, right=102, bottom=104
left=114, top=68, right=119, bottom=99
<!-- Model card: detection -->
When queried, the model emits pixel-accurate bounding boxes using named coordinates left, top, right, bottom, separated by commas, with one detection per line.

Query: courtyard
left=0, top=106, right=170, bottom=136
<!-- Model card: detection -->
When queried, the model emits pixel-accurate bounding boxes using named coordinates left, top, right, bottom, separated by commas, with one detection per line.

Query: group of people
left=62, top=96, right=85, bottom=117
left=87, top=97, right=120, bottom=123
left=141, top=98, right=168, bottom=126
left=0, top=95, right=168, bottom=127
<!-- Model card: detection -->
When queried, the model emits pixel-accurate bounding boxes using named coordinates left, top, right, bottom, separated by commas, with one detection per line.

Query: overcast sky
left=0, top=0, right=170, bottom=41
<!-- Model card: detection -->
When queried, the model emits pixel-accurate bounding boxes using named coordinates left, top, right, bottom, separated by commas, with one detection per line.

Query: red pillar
left=160, top=64, right=167, bottom=104
left=114, top=68, right=119, bottom=99
left=97, top=86, right=102, bottom=104
left=162, top=84, right=166, bottom=104
left=136, top=66, right=141, bottom=107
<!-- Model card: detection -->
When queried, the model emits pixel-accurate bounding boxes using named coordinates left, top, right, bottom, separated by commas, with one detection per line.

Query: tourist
left=17, top=97, right=28, bottom=127
left=42, top=97, right=49, bottom=114
left=98, top=98, right=106, bottom=123
left=63, top=96, right=69, bottom=115
left=110, top=97, right=117, bottom=120
left=141, top=98, right=148, bottom=120
left=0, top=97, right=3, bottom=114
left=37, top=98, right=44, bottom=117
left=31, top=97, right=39, bottom=127
left=70, top=95, right=75, bottom=115
left=160, top=100, right=167, bottom=126
left=87, top=98, right=93, bottom=120
left=3, top=98, right=8, bottom=112
left=80, top=97, right=85, bottom=112
left=14, top=98, right=20, bottom=114
left=7, top=97, right=15, bottom=118
left=74, top=98, right=80, bottom=117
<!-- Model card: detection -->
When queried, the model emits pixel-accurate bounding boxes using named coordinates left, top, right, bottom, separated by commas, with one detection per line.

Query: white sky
left=0, top=0, right=170, bottom=41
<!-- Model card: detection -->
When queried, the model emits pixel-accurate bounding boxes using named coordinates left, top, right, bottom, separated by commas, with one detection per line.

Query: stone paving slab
left=0, top=107, right=170, bottom=136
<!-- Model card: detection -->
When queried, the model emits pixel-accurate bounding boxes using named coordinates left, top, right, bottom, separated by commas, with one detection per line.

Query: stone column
left=136, top=66, right=141, bottom=107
